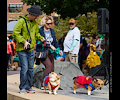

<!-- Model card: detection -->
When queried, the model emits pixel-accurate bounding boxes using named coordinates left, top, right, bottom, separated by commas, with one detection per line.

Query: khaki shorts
left=65, top=53, right=78, bottom=63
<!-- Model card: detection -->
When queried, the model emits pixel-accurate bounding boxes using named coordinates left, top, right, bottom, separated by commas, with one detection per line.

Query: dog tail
left=73, top=77, right=77, bottom=80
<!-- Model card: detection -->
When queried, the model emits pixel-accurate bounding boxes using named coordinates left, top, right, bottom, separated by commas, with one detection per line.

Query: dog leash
left=70, top=62, right=81, bottom=70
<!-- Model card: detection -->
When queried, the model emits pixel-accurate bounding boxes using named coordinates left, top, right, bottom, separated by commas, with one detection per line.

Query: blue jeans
left=17, top=50, right=34, bottom=90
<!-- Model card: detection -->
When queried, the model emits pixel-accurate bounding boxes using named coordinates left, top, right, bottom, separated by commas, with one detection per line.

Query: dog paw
left=49, top=91, right=52, bottom=94
left=73, top=91, right=76, bottom=94
left=88, top=91, right=91, bottom=95
left=53, top=91, right=57, bottom=95
left=88, top=94, right=91, bottom=96
left=44, top=90, right=47, bottom=93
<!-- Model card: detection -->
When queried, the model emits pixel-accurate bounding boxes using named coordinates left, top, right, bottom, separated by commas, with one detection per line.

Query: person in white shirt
left=64, top=19, right=80, bottom=63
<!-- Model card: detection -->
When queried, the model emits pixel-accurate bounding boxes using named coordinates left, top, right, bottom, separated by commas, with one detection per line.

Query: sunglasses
left=46, top=23, right=52, bottom=25
left=69, top=23, right=75, bottom=25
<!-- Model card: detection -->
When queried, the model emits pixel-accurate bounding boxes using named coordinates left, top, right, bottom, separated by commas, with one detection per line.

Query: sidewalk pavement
left=7, top=69, right=109, bottom=100
left=7, top=74, right=84, bottom=100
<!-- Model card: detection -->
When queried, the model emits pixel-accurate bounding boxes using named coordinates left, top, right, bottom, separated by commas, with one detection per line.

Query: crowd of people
left=7, top=35, right=17, bottom=70
left=7, top=5, right=105, bottom=94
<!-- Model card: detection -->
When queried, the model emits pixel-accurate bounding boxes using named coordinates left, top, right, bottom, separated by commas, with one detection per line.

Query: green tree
left=52, top=11, right=98, bottom=40
left=22, top=0, right=109, bottom=19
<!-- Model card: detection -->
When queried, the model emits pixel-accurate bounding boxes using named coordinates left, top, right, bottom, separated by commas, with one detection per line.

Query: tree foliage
left=22, top=0, right=109, bottom=19
left=51, top=11, right=98, bottom=40
left=35, top=11, right=97, bottom=40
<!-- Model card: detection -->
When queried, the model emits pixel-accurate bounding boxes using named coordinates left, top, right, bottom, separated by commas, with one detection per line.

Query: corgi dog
left=43, top=72, right=62, bottom=95
left=11, top=62, right=18, bottom=71
left=73, top=76, right=106, bottom=95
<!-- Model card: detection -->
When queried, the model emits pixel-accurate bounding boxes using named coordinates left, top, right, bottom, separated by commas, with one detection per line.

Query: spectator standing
left=95, top=35, right=105, bottom=58
left=7, top=37, right=12, bottom=69
left=64, top=19, right=80, bottom=63
left=95, top=36, right=101, bottom=57
left=58, top=33, right=67, bottom=50
left=86, top=39, right=101, bottom=68
left=78, top=36, right=83, bottom=70
left=12, top=5, right=45, bottom=94
left=36, top=15, right=62, bottom=88
left=9, top=35, right=16, bottom=66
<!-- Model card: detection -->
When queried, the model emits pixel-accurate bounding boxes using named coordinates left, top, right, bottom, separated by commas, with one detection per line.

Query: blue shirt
left=56, top=50, right=66, bottom=61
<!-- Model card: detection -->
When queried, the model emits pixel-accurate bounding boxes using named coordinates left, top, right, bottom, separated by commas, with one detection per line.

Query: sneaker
left=19, top=89, right=27, bottom=94
left=26, top=88, right=35, bottom=94
left=40, top=87, right=44, bottom=90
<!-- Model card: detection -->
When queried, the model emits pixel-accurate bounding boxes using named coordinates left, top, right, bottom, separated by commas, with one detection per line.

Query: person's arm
left=12, top=18, right=26, bottom=44
left=35, top=25, right=45, bottom=42
left=58, top=57, right=64, bottom=61
left=69, top=27, right=80, bottom=52
left=80, top=43, right=83, bottom=49
left=69, top=39, right=79, bottom=52
left=79, top=36, right=83, bottom=49
left=51, top=29, right=60, bottom=48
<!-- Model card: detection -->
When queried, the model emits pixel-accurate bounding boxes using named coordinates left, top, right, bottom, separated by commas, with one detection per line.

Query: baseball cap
left=69, top=19, right=75, bottom=23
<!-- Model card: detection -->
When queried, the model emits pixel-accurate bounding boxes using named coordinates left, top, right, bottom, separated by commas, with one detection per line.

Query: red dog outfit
left=74, top=76, right=95, bottom=91
left=77, top=76, right=91, bottom=84
left=44, top=76, right=58, bottom=90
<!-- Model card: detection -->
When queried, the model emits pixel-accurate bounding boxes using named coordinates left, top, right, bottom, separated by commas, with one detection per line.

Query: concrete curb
left=7, top=74, right=85, bottom=100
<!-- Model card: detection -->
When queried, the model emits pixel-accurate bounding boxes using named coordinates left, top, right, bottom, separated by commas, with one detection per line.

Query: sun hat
left=69, top=19, right=75, bottom=23
left=27, top=5, right=42, bottom=15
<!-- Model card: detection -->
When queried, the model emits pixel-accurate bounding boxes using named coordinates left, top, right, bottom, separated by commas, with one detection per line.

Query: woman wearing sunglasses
left=36, top=16, right=62, bottom=89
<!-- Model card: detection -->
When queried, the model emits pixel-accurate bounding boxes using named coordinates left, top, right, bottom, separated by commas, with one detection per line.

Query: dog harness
left=44, top=76, right=49, bottom=86
left=84, top=83, right=95, bottom=91
left=75, top=76, right=95, bottom=91
left=44, top=76, right=59, bottom=90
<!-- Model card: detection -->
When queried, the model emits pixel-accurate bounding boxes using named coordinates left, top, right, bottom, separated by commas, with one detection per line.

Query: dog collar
left=44, top=76, right=59, bottom=90
left=49, top=82, right=58, bottom=90
left=44, top=76, right=49, bottom=86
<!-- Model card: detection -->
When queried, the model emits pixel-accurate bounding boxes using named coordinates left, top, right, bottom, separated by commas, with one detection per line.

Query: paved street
left=7, top=67, right=109, bottom=100
left=57, top=86, right=109, bottom=100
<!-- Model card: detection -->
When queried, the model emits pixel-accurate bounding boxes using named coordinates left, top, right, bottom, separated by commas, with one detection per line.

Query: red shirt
left=7, top=41, right=12, bottom=54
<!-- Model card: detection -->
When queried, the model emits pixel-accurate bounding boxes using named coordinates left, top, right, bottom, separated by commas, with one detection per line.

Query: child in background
left=86, top=39, right=101, bottom=68
left=56, top=50, right=66, bottom=61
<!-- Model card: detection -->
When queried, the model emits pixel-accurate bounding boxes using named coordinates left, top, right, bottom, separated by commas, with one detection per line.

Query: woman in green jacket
left=12, top=5, right=45, bottom=94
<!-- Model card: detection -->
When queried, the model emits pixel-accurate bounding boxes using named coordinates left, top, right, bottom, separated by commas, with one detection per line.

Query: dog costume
left=74, top=76, right=95, bottom=91
left=44, top=76, right=59, bottom=90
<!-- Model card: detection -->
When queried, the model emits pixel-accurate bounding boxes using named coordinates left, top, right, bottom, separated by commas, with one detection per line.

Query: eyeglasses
left=69, top=23, right=75, bottom=25
left=46, top=23, right=52, bottom=25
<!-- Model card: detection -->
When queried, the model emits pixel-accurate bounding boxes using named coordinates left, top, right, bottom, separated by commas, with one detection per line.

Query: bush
left=53, top=11, right=97, bottom=40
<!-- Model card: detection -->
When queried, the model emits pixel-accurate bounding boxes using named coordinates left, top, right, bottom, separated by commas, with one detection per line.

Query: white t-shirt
left=64, top=27, right=80, bottom=54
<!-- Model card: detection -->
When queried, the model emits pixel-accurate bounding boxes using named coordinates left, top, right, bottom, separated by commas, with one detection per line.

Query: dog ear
left=57, top=75, right=62, bottom=79
left=103, top=79, right=106, bottom=84
left=93, top=78, right=98, bottom=82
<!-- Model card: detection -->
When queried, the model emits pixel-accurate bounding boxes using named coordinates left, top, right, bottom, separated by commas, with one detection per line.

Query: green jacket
left=12, top=15, right=43, bottom=51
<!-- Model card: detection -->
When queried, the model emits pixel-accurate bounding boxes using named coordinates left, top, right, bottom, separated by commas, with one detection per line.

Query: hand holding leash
left=59, top=50, right=63, bottom=56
